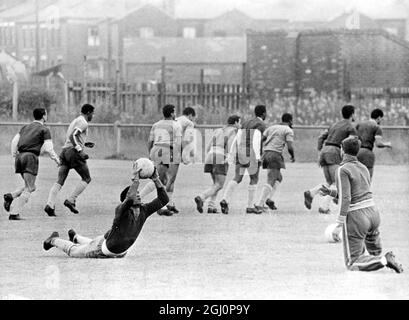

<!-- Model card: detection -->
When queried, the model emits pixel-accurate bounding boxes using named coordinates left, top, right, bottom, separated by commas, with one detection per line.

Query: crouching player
left=320, top=136, right=403, bottom=273
left=43, top=162, right=169, bottom=258
left=194, top=115, right=241, bottom=214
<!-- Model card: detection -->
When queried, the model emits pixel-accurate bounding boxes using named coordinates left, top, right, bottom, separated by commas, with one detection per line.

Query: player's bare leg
left=64, top=165, right=92, bottom=215
left=246, top=171, right=260, bottom=214
left=197, top=173, right=225, bottom=214
left=9, top=173, right=36, bottom=220
left=156, top=165, right=173, bottom=216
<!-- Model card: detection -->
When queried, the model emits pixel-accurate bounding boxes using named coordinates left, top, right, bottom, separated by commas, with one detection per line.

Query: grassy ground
left=0, top=156, right=408, bottom=300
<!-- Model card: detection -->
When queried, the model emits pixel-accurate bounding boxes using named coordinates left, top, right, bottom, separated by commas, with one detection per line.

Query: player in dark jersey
left=219, top=105, right=267, bottom=214
left=3, top=108, right=60, bottom=220
left=356, top=109, right=392, bottom=179
left=319, top=136, right=403, bottom=273
left=43, top=161, right=169, bottom=258
left=194, top=115, right=241, bottom=214
left=304, top=105, right=356, bottom=214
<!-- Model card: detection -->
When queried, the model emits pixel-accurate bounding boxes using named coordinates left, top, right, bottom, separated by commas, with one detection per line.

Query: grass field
left=0, top=156, right=408, bottom=300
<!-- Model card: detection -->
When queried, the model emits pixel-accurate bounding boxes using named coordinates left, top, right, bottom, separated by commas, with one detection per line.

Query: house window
left=88, top=26, right=100, bottom=46
left=139, top=27, right=154, bottom=38
left=183, top=27, right=196, bottom=38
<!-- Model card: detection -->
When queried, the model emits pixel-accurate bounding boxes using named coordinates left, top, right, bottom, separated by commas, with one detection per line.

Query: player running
left=254, top=113, right=295, bottom=213
left=163, top=107, right=197, bottom=214
left=319, top=136, right=403, bottom=273
left=356, top=109, right=392, bottom=179
left=3, top=108, right=60, bottom=220
left=304, top=105, right=357, bottom=214
left=44, top=104, right=95, bottom=216
left=139, top=104, right=182, bottom=216
left=219, top=105, right=267, bottom=215
left=194, top=115, right=241, bottom=214
left=43, top=162, right=169, bottom=258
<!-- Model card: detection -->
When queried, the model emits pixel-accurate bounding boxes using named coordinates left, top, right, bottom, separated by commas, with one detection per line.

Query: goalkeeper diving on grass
left=43, top=159, right=169, bottom=259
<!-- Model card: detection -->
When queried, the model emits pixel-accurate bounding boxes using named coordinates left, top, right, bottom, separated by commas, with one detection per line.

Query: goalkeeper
left=43, top=162, right=169, bottom=259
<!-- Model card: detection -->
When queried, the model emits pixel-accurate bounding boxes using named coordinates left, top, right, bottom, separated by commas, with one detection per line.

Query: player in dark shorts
left=194, top=115, right=241, bottom=214
left=4, top=108, right=60, bottom=220
left=220, top=105, right=267, bottom=214
left=319, top=136, right=403, bottom=273
left=43, top=162, right=169, bottom=258
left=255, top=113, right=295, bottom=213
left=356, top=109, right=392, bottom=179
left=139, top=104, right=182, bottom=216
left=304, top=105, right=356, bottom=214
left=44, top=104, right=95, bottom=216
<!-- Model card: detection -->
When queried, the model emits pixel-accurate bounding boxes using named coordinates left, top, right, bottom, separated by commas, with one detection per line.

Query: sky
left=174, top=0, right=409, bottom=20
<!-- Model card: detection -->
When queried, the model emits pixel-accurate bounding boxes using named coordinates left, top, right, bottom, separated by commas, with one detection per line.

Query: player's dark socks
left=43, top=232, right=59, bottom=251
left=68, top=229, right=77, bottom=243
left=194, top=196, right=204, bottom=214
left=266, top=199, right=277, bottom=211
left=64, top=200, right=79, bottom=214
left=9, top=214, right=24, bottom=221
left=220, top=199, right=229, bottom=214
left=303, top=191, right=313, bottom=210
left=3, top=193, right=13, bottom=212
left=44, top=205, right=57, bottom=217
left=157, top=209, right=173, bottom=216
left=385, top=252, right=404, bottom=273
left=167, top=205, right=179, bottom=214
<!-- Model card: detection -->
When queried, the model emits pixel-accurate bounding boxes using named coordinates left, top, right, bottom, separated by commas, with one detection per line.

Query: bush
left=17, top=88, right=56, bottom=119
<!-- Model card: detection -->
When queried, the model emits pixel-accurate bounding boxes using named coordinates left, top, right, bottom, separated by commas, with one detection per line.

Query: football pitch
left=0, top=156, right=408, bottom=300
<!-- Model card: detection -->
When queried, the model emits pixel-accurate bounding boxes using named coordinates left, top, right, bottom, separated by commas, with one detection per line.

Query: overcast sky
left=174, top=0, right=409, bottom=20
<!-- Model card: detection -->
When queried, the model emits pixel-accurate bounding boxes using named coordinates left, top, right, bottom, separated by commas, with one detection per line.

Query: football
left=325, top=223, right=343, bottom=243
left=134, top=158, right=155, bottom=179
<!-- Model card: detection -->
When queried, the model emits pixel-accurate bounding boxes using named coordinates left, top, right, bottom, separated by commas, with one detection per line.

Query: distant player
left=3, top=108, right=60, bottom=220
left=220, top=105, right=267, bottom=214
left=319, top=136, right=403, bottom=273
left=44, top=104, right=95, bottom=216
left=43, top=162, right=169, bottom=258
left=161, top=107, right=197, bottom=214
left=194, top=115, right=241, bottom=214
left=255, top=113, right=295, bottom=213
left=140, top=104, right=182, bottom=216
left=304, top=105, right=357, bottom=214
left=356, top=109, right=392, bottom=179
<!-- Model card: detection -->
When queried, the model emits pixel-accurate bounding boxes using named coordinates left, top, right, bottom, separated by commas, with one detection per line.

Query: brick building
left=247, top=29, right=409, bottom=100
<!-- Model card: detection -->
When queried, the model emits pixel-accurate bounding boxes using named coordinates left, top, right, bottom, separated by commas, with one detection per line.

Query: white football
left=134, top=158, right=155, bottom=179
left=325, top=223, right=343, bottom=243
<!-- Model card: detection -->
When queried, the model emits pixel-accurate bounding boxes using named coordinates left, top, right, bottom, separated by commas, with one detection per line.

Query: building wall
left=125, top=62, right=244, bottom=84
left=247, top=30, right=409, bottom=99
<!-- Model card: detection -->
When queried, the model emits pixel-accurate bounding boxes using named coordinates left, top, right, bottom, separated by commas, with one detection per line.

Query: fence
left=1, top=122, right=408, bottom=165
left=66, top=81, right=248, bottom=115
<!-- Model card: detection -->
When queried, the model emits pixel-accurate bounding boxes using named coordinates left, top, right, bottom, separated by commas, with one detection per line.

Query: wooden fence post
left=114, top=120, right=121, bottom=157
left=12, top=81, right=18, bottom=121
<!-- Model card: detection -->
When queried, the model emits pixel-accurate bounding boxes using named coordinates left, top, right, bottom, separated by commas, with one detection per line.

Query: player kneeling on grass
left=43, top=161, right=169, bottom=258
left=319, top=136, right=403, bottom=273
left=194, top=115, right=241, bottom=214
